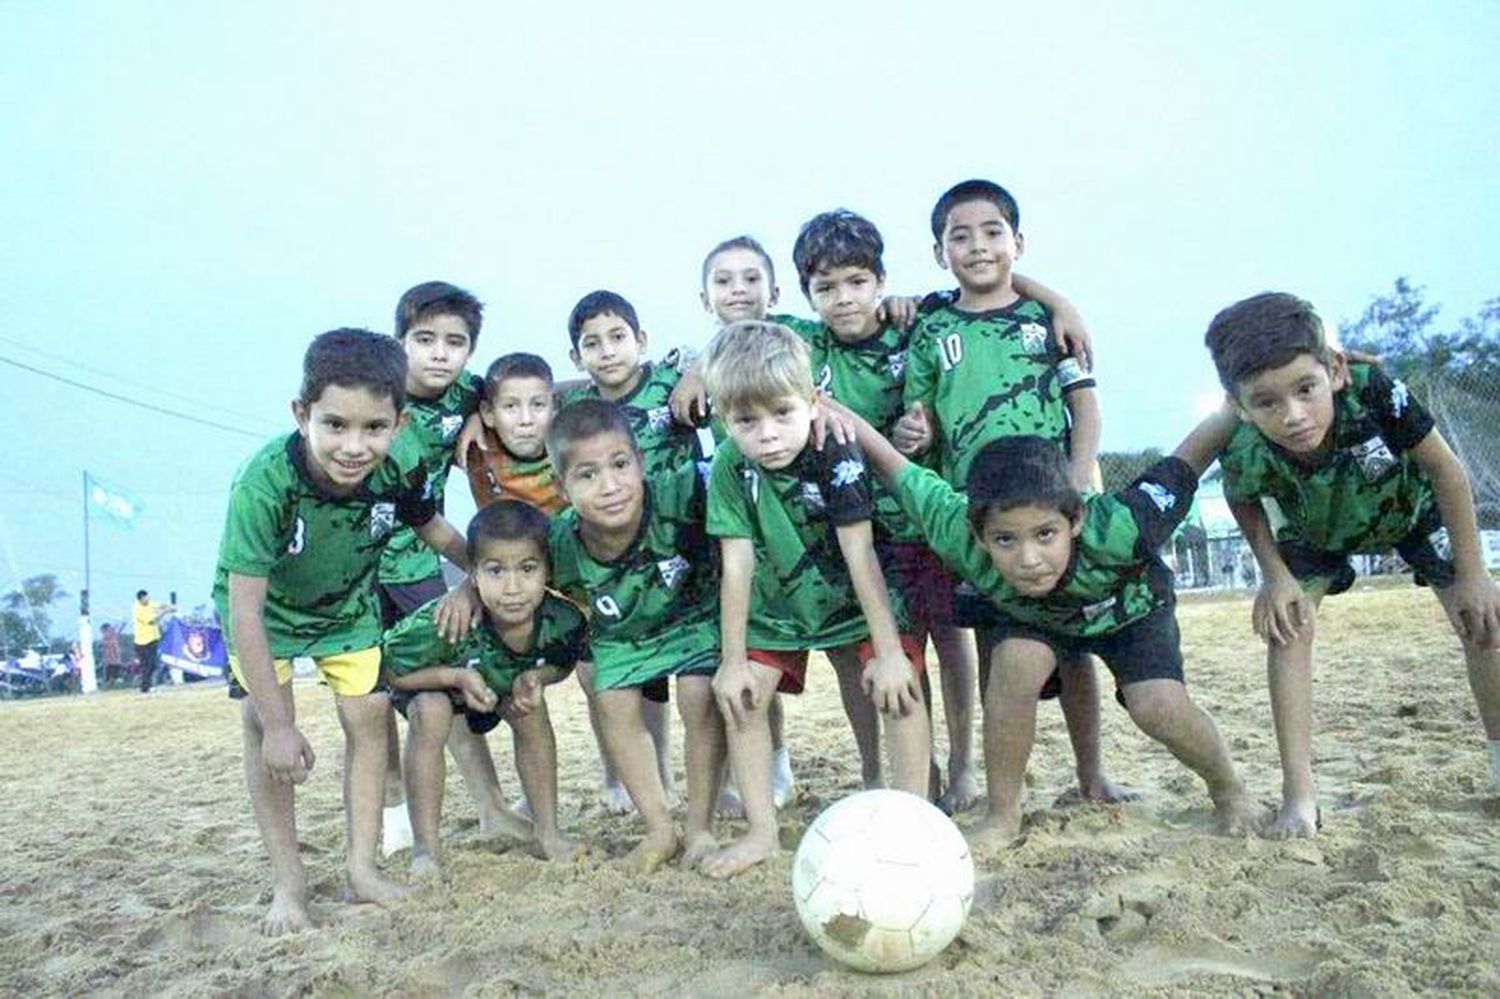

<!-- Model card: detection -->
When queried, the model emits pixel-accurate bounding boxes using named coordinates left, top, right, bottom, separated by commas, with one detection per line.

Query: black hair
left=484, top=352, right=554, bottom=399
left=466, top=499, right=551, bottom=566
left=1204, top=292, right=1330, bottom=393
left=965, top=436, right=1082, bottom=533
left=135, top=589, right=148, bottom=600
left=567, top=290, right=640, bottom=349
left=930, top=179, right=1021, bottom=242
left=701, top=235, right=777, bottom=290
left=299, top=328, right=408, bottom=409
left=545, top=398, right=639, bottom=476
left=394, top=281, right=484, bottom=347
left=791, top=210, right=885, bottom=294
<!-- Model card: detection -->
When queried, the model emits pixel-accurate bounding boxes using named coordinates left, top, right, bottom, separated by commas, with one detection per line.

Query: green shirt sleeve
left=218, top=474, right=290, bottom=579
left=893, top=463, right=1001, bottom=590
left=903, top=322, right=939, bottom=411
left=382, top=603, right=462, bottom=676
left=706, top=444, right=754, bottom=540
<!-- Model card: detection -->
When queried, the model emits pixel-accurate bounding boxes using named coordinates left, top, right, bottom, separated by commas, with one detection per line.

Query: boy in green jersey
left=832, top=398, right=1266, bottom=851
left=214, top=329, right=470, bottom=934
left=1206, top=292, right=1500, bottom=838
left=545, top=399, right=727, bottom=872
left=897, top=179, right=1126, bottom=811
left=701, top=321, right=930, bottom=880
left=386, top=501, right=585, bottom=876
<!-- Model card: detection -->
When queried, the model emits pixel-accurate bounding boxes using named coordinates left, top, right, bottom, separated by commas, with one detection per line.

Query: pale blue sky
left=2, top=1, right=1497, bottom=630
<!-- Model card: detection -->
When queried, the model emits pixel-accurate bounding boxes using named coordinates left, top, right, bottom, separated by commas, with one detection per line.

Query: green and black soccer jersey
left=558, top=359, right=701, bottom=481
left=708, top=436, right=906, bottom=649
left=214, top=433, right=437, bottom=659
left=547, top=462, right=719, bottom=690
left=1221, top=362, right=1438, bottom=555
left=383, top=592, right=587, bottom=695
left=904, top=293, right=1095, bottom=487
left=773, top=313, right=919, bottom=544
left=379, top=371, right=483, bottom=586
left=895, top=457, right=1198, bottom=638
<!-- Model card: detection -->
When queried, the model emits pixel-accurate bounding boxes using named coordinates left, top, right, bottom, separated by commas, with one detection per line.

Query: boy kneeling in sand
left=385, top=500, right=583, bottom=877
left=830, top=398, right=1267, bottom=851
left=214, top=329, right=471, bottom=934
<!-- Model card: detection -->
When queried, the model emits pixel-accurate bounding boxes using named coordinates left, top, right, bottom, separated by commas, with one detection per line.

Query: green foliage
left=1340, top=277, right=1500, bottom=387
left=1, top=574, right=67, bottom=657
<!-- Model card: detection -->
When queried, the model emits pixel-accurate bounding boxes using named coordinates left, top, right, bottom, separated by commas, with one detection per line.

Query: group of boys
left=213, top=178, right=1500, bottom=935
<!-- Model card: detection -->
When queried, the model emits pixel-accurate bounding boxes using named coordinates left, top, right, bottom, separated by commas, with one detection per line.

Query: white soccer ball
left=791, top=789, right=974, bottom=973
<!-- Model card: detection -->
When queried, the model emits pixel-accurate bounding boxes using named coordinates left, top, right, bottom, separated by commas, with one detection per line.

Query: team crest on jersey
left=1019, top=322, right=1049, bottom=355
left=831, top=459, right=865, bottom=489
left=440, top=414, right=464, bottom=441
left=657, top=554, right=690, bottom=590
left=1348, top=436, right=1397, bottom=482
left=800, top=482, right=827, bottom=512
left=815, top=365, right=834, bottom=394
left=646, top=405, right=674, bottom=433
left=1082, top=597, right=1117, bottom=623
left=888, top=351, right=906, bottom=380
left=1428, top=526, right=1452, bottom=562
left=286, top=516, right=307, bottom=555
left=743, top=468, right=761, bottom=504
left=1137, top=481, right=1176, bottom=513
left=1389, top=379, right=1410, bottom=418
left=369, top=502, right=396, bottom=539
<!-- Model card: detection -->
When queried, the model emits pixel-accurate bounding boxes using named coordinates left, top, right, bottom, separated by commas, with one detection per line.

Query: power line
left=1, top=354, right=264, bottom=439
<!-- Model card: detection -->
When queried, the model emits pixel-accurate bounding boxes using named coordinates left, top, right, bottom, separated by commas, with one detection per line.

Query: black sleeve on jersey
left=817, top=437, right=876, bottom=527
left=1119, top=456, right=1200, bottom=554
left=917, top=288, right=960, bottom=315
left=395, top=463, right=439, bottom=528
left=1359, top=363, right=1435, bottom=452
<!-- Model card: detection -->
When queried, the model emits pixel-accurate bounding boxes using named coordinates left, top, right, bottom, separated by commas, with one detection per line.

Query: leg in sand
left=1433, top=584, right=1500, bottom=787
left=974, top=638, right=1058, bottom=854
left=380, top=705, right=413, bottom=857
left=932, top=625, right=981, bottom=813
left=503, top=695, right=574, bottom=861
left=675, top=674, right=727, bottom=869
left=445, top=720, right=529, bottom=842
left=240, top=685, right=313, bottom=935
left=596, top=687, right=679, bottom=872
left=577, top=662, right=633, bottom=815
left=1122, top=678, right=1267, bottom=834
left=403, top=692, right=454, bottom=880
left=1265, top=591, right=1324, bottom=839
left=336, top=691, right=411, bottom=906
left=642, top=697, right=679, bottom=809
left=718, top=690, right=790, bottom=818
left=831, top=646, right=931, bottom=795
left=1057, top=653, right=1137, bottom=805
left=831, top=650, right=884, bottom=789
left=702, top=661, right=784, bottom=880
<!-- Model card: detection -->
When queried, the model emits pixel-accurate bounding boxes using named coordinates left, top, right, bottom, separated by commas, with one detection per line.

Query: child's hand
left=1444, top=573, right=1500, bottom=650
left=1052, top=303, right=1094, bottom=372
left=712, top=657, right=764, bottom=728
left=1252, top=572, right=1312, bottom=646
left=861, top=653, right=920, bottom=717
left=453, top=411, right=487, bottom=470
left=457, top=670, right=499, bottom=713
left=892, top=404, right=932, bottom=455
left=262, top=724, right=316, bottom=784
left=810, top=393, right=854, bottom=449
left=876, top=295, right=921, bottom=331
left=669, top=367, right=711, bottom=427
left=509, top=669, right=545, bottom=714
left=434, top=581, right=482, bottom=643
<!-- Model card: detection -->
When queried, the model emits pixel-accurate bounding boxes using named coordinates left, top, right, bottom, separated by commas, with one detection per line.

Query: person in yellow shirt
left=134, top=589, right=175, bottom=694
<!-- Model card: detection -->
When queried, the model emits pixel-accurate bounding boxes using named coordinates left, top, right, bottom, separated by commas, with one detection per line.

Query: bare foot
left=262, top=887, right=314, bottom=936
left=477, top=804, right=535, bottom=843
left=681, top=829, right=719, bottom=870
left=1057, top=775, right=1140, bottom=806
left=510, top=795, right=534, bottom=820
left=716, top=786, right=747, bottom=820
left=602, top=782, right=635, bottom=816
left=531, top=829, right=579, bottom=862
left=968, top=807, right=1024, bottom=856
left=1261, top=798, right=1319, bottom=840
left=346, top=866, right=412, bottom=907
left=772, top=754, right=795, bottom=809
left=938, top=768, right=982, bottom=814
left=1214, top=793, right=1273, bottom=836
left=699, top=833, right=779, bottom=880
left=409, top=852, right=442, bottom=883
left=621, top=826, right=680, bottom=874
left=381, top=803, right=414, bottom=858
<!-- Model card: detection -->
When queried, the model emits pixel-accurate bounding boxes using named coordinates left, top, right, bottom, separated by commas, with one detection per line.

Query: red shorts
left=748, top=634, right=926, bottom=694
left=884, top=542, right=957, bottom=634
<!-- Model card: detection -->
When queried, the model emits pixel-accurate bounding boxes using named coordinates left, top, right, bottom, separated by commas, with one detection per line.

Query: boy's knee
left=1123, top=682, right=1187, bottom=735
left=409, top=692, right=455, bottom=732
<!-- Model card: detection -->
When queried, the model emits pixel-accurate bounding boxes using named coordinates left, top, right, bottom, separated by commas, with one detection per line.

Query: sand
left=2, top=584, right=1498, bottom=996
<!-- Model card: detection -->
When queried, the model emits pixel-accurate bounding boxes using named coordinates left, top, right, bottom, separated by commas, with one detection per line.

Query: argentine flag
left=86, top=473, right=143, bottom=528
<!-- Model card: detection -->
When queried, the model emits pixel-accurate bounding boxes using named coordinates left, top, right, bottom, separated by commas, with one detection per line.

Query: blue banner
left=159, top=617, right=227, bottom=678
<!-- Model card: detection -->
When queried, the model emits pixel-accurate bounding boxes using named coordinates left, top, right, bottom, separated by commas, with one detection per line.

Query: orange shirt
left=465, top=429, right=566, bottom=515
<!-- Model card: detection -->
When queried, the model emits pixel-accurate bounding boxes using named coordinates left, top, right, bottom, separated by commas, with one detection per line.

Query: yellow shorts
left=228, top=647, right=382, bottom=697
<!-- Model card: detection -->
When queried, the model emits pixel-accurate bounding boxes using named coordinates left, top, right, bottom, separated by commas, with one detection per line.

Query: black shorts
left=1279, top=505, right=1456, bottom=596
left=389, top=686, right=503, bottom=735
left=978, top=604, right=1185, bottom=706
left=377, top=575, right=449, bottom=630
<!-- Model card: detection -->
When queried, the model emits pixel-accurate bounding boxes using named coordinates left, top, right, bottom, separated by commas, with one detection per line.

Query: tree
left=0, top=574, right=67, bottom=658
left=1340, top=277, right=1500, bottom=387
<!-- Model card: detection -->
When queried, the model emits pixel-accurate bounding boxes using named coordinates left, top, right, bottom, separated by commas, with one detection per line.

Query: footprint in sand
left=1120, top=941, right=1326, bottom=986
